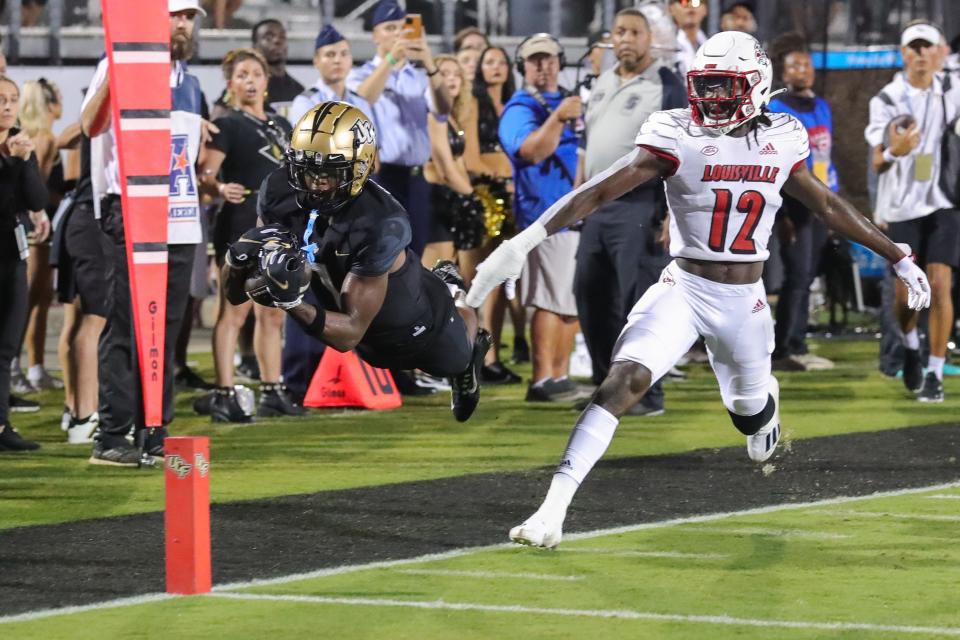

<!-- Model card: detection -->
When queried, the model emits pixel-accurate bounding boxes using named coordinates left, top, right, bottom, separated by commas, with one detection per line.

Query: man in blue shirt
left=768, top=33, right=838, bottom=372
left=347, top=0, right=451, bottom=257
left=499, top=33, right=584, bottom=403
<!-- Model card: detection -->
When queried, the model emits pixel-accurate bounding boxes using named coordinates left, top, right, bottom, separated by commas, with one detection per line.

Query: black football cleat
left=432, top=260, right=466, bottom=291
left=450, top=329, right=491, bottom=422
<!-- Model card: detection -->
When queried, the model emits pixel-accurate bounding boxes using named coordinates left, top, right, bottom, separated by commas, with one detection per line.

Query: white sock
left=532, top=377, right=551, bottom=388
left=902, top=329, right=920, bottom=350
left=27, top=364, right=44, bottom=382
left=533, top=405, right=619, bottom=526
left=928, top=355, right=945, bottom=380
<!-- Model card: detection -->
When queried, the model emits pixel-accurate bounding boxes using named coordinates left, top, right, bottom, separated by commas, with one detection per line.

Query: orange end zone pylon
left=164, top=437, right=211, bottom=595
left=304, top=350, right=402, bottom=410
left=101, top=0, right=171, bottom=426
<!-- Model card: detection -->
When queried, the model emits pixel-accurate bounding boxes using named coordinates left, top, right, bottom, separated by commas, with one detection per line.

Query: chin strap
left=302, top=209, right=319, bottom=265
left=767, top=88, right=788, bottom=102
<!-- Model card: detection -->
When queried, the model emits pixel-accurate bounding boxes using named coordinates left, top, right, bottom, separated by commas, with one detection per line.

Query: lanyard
left=302, top=209, right=319, bottom=264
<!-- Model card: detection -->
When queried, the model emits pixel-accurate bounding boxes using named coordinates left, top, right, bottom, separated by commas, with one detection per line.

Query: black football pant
left=574, top=190, right=669, bottom=409
left=97, top=197, right=195, bottom=439
left=0, top=259, right=28, bottom=425
left=773, top=199, right=829, bottom=359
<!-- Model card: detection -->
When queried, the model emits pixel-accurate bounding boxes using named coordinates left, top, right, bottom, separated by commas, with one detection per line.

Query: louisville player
left=465, top=31, right=932, bottom=548
left=223, top=101, right=490, bottom=422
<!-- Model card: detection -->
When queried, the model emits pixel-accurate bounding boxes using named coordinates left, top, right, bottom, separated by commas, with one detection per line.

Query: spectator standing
left=55, top=133, right=109, bottom=444
left=499, top=33, right=584, bottom=402
left=720, top=1, right=756, bottom=34
left=575, top=8, right=687, bottom=416
left=252, top=19, right=304, bottom=121
left=866, top=21, right=960, bottom=402
left=198, top=48, right=300, bottom=422
left=463, top=45, right=524, bottom=385
left=768, top=34, right=836, bottom=372
left=81, top=0, right=207, bottom=465
left=454, top=26, right=489, bottom=53
left=289, top=25, right=372, bottom=127
left=670, top=0, right=708, bottom=78
left=0, top=75, right=48, bottom=451
left=454, top=26, right=489, bottom=85
left=17, top=79, right=66, bottom=393
left=348, top=0, right=452, bottom=257
left=421, top=55, right=485, bottom=278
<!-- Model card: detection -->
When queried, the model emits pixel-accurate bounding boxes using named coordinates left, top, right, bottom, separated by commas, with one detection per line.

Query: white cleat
left=747, top=376, right=780, bottom=463
left=509, top=516, right=563, bottom=549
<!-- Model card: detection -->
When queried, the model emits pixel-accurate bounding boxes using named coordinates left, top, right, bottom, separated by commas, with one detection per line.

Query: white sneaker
left=60, top=408, right=72, bottom=432
left=746, top=377, right=780, bottom=463
left=509, top=515, right=563, bottom=549
left=67, top=413, right=100, bottom=445
left=795, top=353, right=834, bottom=370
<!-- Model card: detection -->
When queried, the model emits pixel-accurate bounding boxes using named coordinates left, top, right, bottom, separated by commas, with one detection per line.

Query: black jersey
left=210, top=109, right=292, bottom=253
left=257, top=170, right=456, bottom=364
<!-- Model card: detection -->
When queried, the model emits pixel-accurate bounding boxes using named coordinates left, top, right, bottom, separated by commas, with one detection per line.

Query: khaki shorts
left=522, top=231, right=579, bottom=316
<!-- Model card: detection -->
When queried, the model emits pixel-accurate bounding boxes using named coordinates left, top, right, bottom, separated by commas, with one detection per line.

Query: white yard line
left=813, top=510, right=960, bottom=522
left=394, top=569, right=583, bottom=581
left=926, top=494, right=960, bottom=500
left=680, top=525, right=851, bottom=540
left=0, top=594, right=175, bottom=625
left=560, top=548, right=729, bottom=559
left=2, top=481, right=958, bottom=626
left=206, top=592, right=960, bottom=637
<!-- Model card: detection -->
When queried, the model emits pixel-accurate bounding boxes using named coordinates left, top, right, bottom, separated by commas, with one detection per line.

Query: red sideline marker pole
left=164, top=437, right=211, bottom=594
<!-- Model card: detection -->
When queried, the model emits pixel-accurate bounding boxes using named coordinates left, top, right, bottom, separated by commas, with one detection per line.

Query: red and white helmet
left=687, top=31, right=774, bottom=134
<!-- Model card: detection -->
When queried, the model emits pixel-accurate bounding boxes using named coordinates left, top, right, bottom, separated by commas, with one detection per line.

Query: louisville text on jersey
left=701, top=164, right=780, bottom=183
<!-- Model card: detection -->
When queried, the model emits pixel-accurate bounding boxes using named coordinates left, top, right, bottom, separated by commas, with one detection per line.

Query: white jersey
left=635, top=109, right=810, bottom=262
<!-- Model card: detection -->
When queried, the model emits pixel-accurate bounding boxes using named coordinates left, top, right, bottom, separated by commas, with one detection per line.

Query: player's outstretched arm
left=783, top=164, right=931, bottom=310
left=286, top=256, right=395, bottom=352
left=465, top=147, right=671, bottom=307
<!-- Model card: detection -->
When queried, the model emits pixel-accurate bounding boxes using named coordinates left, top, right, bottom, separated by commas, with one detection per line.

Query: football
left=883, top=113, right=917, bottom=146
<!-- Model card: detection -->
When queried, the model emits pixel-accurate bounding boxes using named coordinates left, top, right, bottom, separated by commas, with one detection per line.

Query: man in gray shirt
left=574, top=8, right=687, bottom=416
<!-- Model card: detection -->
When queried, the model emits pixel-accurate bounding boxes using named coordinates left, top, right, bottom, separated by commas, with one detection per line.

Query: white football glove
left=466, top=222, right=547, bottom=307
left=892, top=243, right=931, bottom=311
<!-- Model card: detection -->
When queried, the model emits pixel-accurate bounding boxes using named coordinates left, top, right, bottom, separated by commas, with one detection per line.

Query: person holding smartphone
left=348, top=0, right=452, bottom=257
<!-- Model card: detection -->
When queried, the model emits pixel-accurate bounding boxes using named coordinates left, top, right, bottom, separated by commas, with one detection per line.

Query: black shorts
left=887, top=209, right=960, bottom=268
left=356, top=268, right=472, bottom=377
left=59, top=200, right=110, bottom=317
left=213, top=199, right=259, bottom=263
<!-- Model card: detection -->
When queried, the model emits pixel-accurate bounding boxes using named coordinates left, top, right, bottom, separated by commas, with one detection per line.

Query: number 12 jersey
left=635, top=108, right=810, bottom=262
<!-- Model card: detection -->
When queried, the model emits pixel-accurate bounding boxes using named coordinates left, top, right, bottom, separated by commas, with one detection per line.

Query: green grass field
left=2, top=338, right=959, bottom=638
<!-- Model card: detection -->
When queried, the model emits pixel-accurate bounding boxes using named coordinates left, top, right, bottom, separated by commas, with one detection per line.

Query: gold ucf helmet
left=285, top=101, right=377, bottom=212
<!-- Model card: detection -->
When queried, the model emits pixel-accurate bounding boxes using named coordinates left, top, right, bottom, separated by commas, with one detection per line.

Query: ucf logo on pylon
left=167, top=454, right=192, bottom=479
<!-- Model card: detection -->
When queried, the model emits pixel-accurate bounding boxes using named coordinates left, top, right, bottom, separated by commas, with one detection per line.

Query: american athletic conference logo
left=169, top=134, right=196, bottom=198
